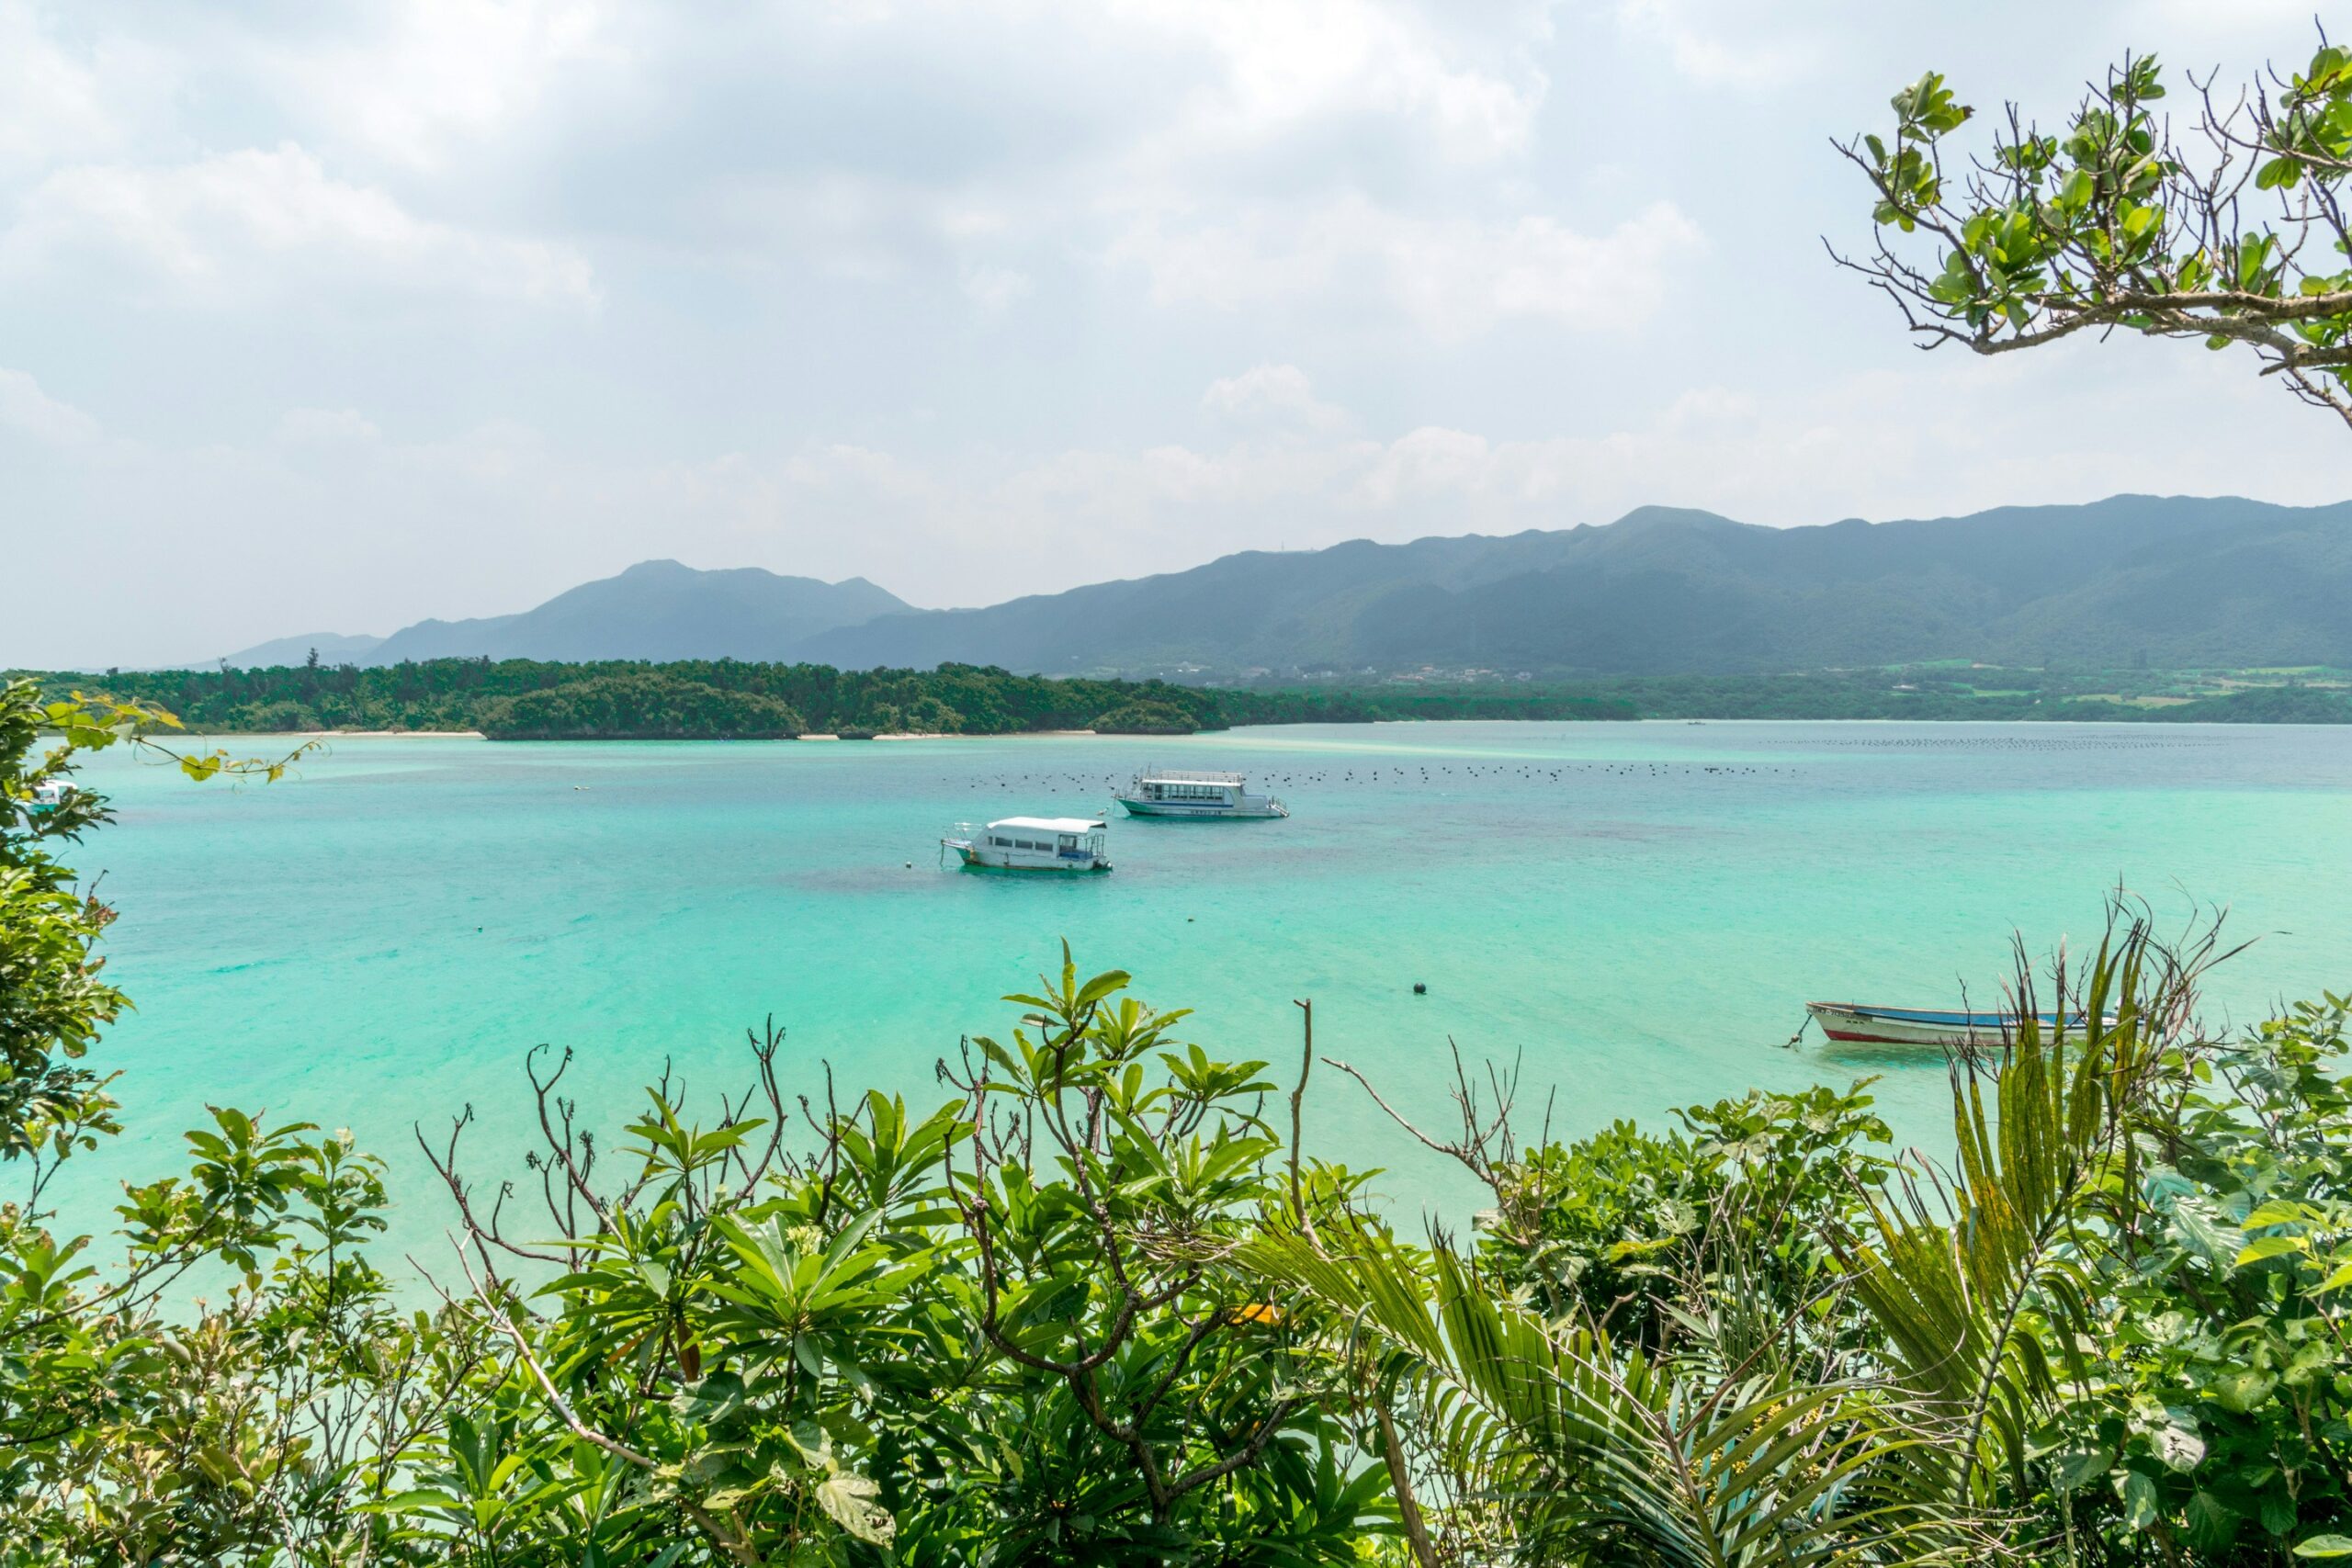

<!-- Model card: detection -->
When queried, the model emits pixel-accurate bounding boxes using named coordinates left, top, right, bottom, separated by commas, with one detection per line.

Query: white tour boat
left=1114, top=767, right=1287, bottom=819
left=29, top=781, right=71, bottom=814
left=943, top=817, right=1113, bottom=873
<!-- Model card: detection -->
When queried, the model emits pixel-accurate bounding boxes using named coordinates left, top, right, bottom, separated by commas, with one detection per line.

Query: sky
left=4, top=0, right=2347, bottom=667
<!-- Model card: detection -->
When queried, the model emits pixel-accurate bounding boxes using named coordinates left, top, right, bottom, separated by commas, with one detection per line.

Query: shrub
left=482, top=672, right=805, bottom=739
left=1090, top=700, right=1196, bottom=734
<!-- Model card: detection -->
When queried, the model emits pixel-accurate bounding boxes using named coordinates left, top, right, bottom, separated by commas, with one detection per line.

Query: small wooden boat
left=1805, top=1001, right=2105, bottom=1049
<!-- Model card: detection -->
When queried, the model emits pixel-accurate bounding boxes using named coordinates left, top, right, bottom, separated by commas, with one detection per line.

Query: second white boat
left=1114, top=766, right=1286, bottom=818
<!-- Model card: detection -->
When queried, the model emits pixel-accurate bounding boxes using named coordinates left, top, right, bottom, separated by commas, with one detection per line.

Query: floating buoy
left=1412, top=981, right=1427, bottom=995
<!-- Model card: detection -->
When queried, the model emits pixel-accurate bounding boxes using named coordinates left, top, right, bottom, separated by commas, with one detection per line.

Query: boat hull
left=1806, top=1002, right=2101, bottom=1049
left=945, top=841, right=1110, bottom=873
left=1114, top=796, right=1286, bottom=818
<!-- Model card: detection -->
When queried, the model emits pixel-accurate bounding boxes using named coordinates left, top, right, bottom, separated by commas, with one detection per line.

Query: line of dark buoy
left=960, top=762, right=1797, bottom=788
left=965, top=762, right=1802, bottom=775
left=1820, top=736, right=2193, bottom=750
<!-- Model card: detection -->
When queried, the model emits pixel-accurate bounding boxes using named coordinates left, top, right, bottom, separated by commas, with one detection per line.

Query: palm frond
left=1254, top=1225, right=1954, bottom=1565
left=1842, top=912, right=2219, bottom=1501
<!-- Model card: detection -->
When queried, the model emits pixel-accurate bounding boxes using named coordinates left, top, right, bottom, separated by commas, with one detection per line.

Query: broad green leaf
left=2152, top=1412, right=2205, bottom=1472
left=815, top=1472, right=896, bottom=1546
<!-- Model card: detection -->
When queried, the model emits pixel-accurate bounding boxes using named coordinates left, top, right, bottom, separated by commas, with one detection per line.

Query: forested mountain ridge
left=802, top=495, right=2352, bottom=674
left=198, top=561, right=910, bottom=669
left=197, top=496, right=2352, bottom=676
left=198, top=630, right=389, bottom=668
left=363, top=559, right=910, bottom=665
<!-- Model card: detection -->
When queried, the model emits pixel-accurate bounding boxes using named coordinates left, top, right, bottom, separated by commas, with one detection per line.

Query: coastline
left=206, top=727, right=1113, bottom=742
left=867, top=728, right=1101, bottom=740
left=166, top=716, right=2352, bottom=745
left=281, top=728, right=487, bottom=739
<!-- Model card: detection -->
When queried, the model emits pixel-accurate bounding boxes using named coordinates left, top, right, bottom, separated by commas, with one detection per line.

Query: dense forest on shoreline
left=14, top=655, right=2348, bottom=738
left=10, top=658, right=1639, bottom=738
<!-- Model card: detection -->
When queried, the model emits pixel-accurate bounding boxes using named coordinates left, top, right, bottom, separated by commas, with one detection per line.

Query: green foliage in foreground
left=6, top=672, right=2352, bottom=1565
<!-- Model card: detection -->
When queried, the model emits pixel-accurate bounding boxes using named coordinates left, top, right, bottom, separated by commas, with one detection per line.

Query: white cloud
left=273, top=407, right=386, bottom=448
left=0, top=367, right=100, bottom=446
left=960, top=262, right=1033, bottom=312
left=0, top=1, right=166, bottom=173
left=1203, top=363, right=1349, bottom=430
left=1106, top=0, right=1546, bottom=164
left=1353, top=424, right=1498, bottom=506
left=1113, top=194, right=1703, bottom=335
left=1613, top=0, right=1820, bottom=86
left=1, top=144, right=598, bottom=308
left=262, top=0, right=620, bottom=171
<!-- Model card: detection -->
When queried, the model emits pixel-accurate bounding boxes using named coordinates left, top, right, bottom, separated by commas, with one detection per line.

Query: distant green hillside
left=801, top=495, right=2352, bottom=675
left=178, top=496, right=2352, bottom=681
left=1530, top=668, right=2352, bottom=722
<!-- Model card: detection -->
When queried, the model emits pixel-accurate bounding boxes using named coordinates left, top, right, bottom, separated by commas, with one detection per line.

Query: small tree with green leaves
left=1839, top=37, right=2352, bottom=429
left=413, top=952, right=1398, bottom=1564
left=0, top=680, right=468, bottom=1566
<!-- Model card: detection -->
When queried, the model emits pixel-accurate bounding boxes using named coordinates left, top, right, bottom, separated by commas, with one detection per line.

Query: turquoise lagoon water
left=54, top=721, right=2352, bottom=1261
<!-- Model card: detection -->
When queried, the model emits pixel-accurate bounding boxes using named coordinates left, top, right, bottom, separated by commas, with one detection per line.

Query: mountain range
left=207, top=563, right=910, bottom=671
left=203, top=495, right=2352, bottom=676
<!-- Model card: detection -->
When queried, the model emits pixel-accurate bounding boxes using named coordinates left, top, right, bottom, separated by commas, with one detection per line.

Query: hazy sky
left=5, top=0, right=2346, bottom=666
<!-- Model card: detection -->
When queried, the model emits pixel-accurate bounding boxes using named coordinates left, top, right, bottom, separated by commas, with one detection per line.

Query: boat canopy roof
left=1132, top=767, right=1244, bottom=785
left=989, top=816, right=1106, bottom=832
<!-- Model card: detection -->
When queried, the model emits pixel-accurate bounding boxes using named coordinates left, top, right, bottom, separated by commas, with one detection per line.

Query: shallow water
left=52, top=721, right=2352, bottom=1262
